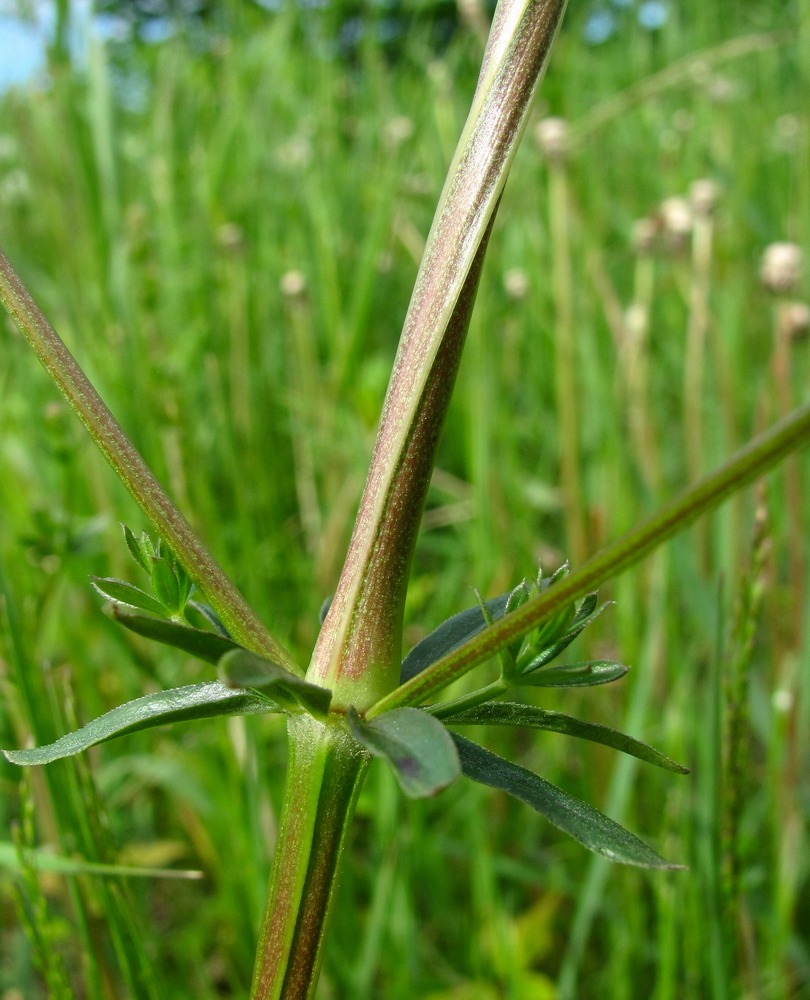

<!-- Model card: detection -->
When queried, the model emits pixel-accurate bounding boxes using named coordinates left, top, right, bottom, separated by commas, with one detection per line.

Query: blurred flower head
left=503, top=267, right=530, bottom=300
left=689, top=179, right=720, bottom=218
left=760, top=242, right=804, bottom=295
left=535, top=117, right=569, bottom=163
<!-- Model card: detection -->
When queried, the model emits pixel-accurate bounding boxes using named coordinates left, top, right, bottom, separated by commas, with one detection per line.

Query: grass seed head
left=535, top=116, right=569, bottom=163
left=760, top=242, right=804, bottom=295
left=280, top=270, right=308, bottom=299
left=690, top=179, right=720, bottom=218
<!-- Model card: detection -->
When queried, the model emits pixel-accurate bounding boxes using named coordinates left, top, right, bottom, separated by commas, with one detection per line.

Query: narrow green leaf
left=91, top=577, right=167, bottom=617
left=519, top=599, right=609, bottom=672
left=347, top=707, right=460, bottom=798
left=122, top=524, right=149, bottom=572
left=530, top=565, right=575, bottom=648
left=571, top=592, right=600, bottom=624
left=4, top=682, right=278, bottom=766
left=184, top=600, right=230, bottom=636
left=505, top=580, right=531, bottom=616
left=448, top=702, right=689, bottom=773
left=504, top=580, right=531, bottom=662
left=218, top=649, right=332, bottom=720
left=174, top=561, right=194, bottom=609
left=402, top=594, right=510, bottom=682
left=521, top=660, right=628, bottom=688
left=139, top=531, right=157, bottom=563
left=0, top=842, right=203, bottom=880
left=105, top=604, right=240, bottom=664
left=452, top=734, right=680, bottom=869
left=151, top=556, right=181, bottom=613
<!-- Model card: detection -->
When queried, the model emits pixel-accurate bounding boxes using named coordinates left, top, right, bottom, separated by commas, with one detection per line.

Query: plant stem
left=622, top=249, right=659, bottom=495
left=429, top=678, right=508, bottom=720
left=250, top=715, right=368, bottom=1000
left=683, top=196, right=714, bottom=568
left=0, top=248, right=298, bottom=674
left=548, top=140, right=587, bottom=565
left=368, top=397, right=810, bottom=717
left=309, top=0, right=568, bottom=711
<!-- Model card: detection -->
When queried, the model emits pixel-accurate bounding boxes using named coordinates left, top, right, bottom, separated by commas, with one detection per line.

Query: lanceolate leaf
left=123, top=524, right=150, bottom=572
left=218, top=649, right=332, bottom=720
left=401, top=594, right=510, bottom=682
left=518, top=598, right=608, bottom=672
left=185, top=600, right=230, bottom=636
left=347, top=707, right=460, bottom=798
left=520, top=660, right=628, bottom=688
left=105, top=604, right=240, bottom=664
left=151, top=556, right=181, bottom=613
left=452, top=734, right=679, bottom=869
left=4, top=682, right=278, bottom=766
left=91, top=577, right=167, bottom=617
left=447, top=702, right=689, bottom=773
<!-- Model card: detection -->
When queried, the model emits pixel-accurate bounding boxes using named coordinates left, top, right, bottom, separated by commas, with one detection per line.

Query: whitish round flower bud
left=631, top=217, right=659, bottom=255
left=457, top=0, right=490, bottom=40
left=671, top=109, right=693, bottom=134
left=782, top=301, right=810, bottom=341
left=535, top=117, right=569, bottom=163
left=383, top=116, right=414, bottom=148
left=0, top=168, right=30, bottom=206
left=690, top=179, right=720, bottom=217
left=280, top=270, right=307, bottom=299
left=760, top=242, right=804, bottom=295
left=660, top=196, right=693, bottom=237
left=503, top=267, right=530, bottom=300
left=216, top=222, right=244, bottom=252
left=706, top=75, right=741, bottom=104
left=625, top=303, right=647, bottom=338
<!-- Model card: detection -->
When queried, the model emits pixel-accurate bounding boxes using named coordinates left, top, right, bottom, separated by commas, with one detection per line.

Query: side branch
left=369, top=398, right=810, bottom=717
left=0, top=249, right=299, bottom=673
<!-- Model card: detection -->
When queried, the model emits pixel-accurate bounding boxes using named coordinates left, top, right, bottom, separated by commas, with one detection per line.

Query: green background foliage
left=0, top=0, right=808, bottom=996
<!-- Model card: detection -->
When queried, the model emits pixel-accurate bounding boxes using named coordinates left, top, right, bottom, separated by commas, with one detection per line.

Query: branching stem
left=369, top=398, right=810, bottom=717
left=0, top=249, right=299, bottom=673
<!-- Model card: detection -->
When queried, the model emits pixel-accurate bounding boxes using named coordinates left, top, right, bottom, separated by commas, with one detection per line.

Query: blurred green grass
left=1, top=1, right=809, bottom=997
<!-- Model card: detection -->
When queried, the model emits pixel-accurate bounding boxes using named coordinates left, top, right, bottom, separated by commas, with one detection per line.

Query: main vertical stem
left=250, top=716, right=369, bottom=1000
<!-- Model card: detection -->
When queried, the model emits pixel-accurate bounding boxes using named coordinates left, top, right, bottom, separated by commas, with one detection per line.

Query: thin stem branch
left=548, top=150, right=587, bottom=564
left=0, top=249, right=299, bottom=674
left=368, top=398, right=810, bottom=718
left=429, top=678, right=507, bottom=720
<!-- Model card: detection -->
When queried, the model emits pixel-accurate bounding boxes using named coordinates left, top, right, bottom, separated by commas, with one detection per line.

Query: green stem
left=430, top=678, right=507, bottom=720
left=368, top=398, right=810, bottom=718
left=250, top=716, right=369, bottom=1000
left=0, top=248, right=298, bottom=674
left=549, top=153, right=587, bottom=566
